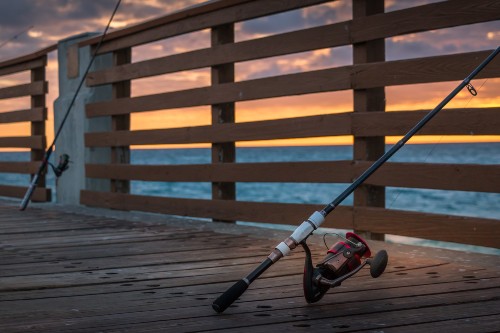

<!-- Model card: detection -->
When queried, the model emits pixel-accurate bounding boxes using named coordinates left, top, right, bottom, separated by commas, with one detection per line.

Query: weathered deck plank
left=0, top=199, right=498, bottom=332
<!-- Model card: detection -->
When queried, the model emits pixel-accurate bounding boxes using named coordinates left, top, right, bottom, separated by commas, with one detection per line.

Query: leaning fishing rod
left=19, top=0, right=122, bottom=211
left=212, top=46, right=499, bottom=313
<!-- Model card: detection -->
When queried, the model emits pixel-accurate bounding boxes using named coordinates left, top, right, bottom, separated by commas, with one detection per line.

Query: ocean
left=1, top=143, right=499, bottom=254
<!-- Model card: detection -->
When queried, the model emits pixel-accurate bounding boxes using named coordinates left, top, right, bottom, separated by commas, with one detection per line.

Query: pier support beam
left=352, top=0, right=386, bottom=241
left=53, top=33, right=112, bottom=205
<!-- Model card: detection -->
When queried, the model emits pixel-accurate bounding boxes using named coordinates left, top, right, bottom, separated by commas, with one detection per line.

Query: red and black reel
left=301, top=232, right=388, bottom=303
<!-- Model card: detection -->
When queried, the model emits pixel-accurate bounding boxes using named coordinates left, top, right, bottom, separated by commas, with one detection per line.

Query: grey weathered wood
left=0, top=200, right=498, bottom=332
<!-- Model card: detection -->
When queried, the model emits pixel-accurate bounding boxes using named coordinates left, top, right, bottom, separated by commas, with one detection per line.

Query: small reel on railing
left=48, top=154, right=70, bottom=177
left=301, top=232, right=388, bottom=303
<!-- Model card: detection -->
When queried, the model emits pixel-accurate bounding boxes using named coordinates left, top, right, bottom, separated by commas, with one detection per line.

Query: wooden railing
left=0, top=45, right=55, bottom=202
left=77, top=0, right=500, bottom=247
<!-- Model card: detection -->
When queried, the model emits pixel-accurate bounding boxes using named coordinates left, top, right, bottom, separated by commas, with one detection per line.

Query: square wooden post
left=353, top=0, right=385, bottom=240
left=30, top=57, right=50, bottom=201
left=111, top=48, right=131, bottom=194
left=211, top=24, right=235, bottom=222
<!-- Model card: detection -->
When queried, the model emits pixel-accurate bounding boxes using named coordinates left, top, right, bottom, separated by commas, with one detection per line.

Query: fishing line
left=20, top=0, right=122, bottom=210
left=386, top=77, right=490, bottom=211
left=0, top=25, right=34, bottom=50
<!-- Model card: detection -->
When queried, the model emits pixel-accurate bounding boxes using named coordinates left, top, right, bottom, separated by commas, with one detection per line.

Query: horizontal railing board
left=85, top=161, right=354, bottom=183
left=0, top=81, right=47, bottom=100
left=351, top=0, right=500, bottom=43
left=80, top=190, right=354, bottom=229
left=85, top=113, right=351, bottom=146
left=0, top=136, right=45, bottom=149
left=83, top=0, right=329, bottom=54
left=352, top=50, right=500, bottom=89
left=86, top=0, right=500, bottom=87
left=0, top=184, right=51, bottom=202
left=82, top=0, right=497, bottom=56
left=86, top=51, right=498, bottom=117
left=80, top=190, right=499, bottom=247
left=355, top=162, right=500, bottom=193
left=0, top=45, right=55, bottom=69
left=86, top=66, right=351, bottom=117
left=354, top=206, right=500, bottom=249
left=352, top=108, right=500, bottom=136
left=85, top=161, right=500, bottom=193
left=85, top=106, right=498, bottom=147
left=0, top=57, right=47, bottom=77
left=0, top=162, right=40, bottom=174
left=80, top=0, right=252, bottom=47
left=86, top=22, right=350, bottom=86
left=0, top=108, right=46, bottom=124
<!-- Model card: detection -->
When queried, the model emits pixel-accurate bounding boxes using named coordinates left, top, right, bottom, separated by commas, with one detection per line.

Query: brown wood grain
left=0, top=185, right=50, bottom=202
left=0, top=108, right=46, bottom=124
left=352, top=50, right=500, bottom=89
left=358, top=162, right=500, bottom=193
left=85, top=161, right=354, bottom=183
left=85, top=66, right=352, bottom=117
left=0, top=81, right=47, bottom=100
left=0, top=45, right=54, bottom=69
left=84, top=113, right=351, bottom=146
left=352, top=108, right=500, bottom=136
left=81, top=0, right=329, bottom=53
left=84, top=0, right=499, bottom=86
left=354, top=206, right=500, bottom=248
left=84, top=161, right=500, bottom=193
left=0, top=57, right=46, bottom=77
left=85, top=51, right=498, bottom=117
left=0, top=136, right=45, bottom=149
left=84, top=106, right=500, bottom=145
left=0, top=162, right=40, bottom=174
left=351, top=0, right=500, bottom=43
left=80, top=190, right=354, bottom=230
left=86, top=22, right=350, bottom=86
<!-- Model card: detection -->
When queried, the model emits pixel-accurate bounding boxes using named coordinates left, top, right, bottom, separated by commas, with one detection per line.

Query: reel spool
left=301, top=232, right=388, bottom=303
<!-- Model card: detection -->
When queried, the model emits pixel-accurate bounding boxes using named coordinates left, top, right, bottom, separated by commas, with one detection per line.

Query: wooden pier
left=0, top=199, right=498, bottom=332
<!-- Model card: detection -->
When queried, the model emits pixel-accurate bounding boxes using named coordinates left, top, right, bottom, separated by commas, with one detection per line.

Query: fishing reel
left=48, top=154, right=70, bottom=177
left=301, top=232, right=388, bottom=303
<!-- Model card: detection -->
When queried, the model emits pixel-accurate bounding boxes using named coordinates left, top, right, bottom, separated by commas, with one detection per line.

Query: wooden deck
left=0, top=200, right=499, bottom=332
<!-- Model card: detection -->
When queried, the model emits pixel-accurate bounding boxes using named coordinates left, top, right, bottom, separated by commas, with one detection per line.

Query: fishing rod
left=19, top=0, right=122, bottom=211
left=212, top=46, right=499, bottom=313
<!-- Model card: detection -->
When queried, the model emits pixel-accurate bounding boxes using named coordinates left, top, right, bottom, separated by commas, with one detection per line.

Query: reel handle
left=369, top=250, right=388, bottom=278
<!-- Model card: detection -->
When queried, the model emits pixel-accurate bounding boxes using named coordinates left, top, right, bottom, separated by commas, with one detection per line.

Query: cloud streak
left=0, top=0, right=498, bottom=148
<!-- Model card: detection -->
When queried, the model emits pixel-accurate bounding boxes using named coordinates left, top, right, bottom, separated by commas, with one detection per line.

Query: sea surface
left=1, top=143, right=499, bottom=254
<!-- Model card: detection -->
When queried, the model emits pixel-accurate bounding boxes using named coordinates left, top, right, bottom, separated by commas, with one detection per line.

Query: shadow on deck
left=0, top=199, right=499, bottom=332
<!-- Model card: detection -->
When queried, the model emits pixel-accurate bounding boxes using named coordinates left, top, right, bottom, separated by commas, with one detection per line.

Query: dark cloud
left=241, top=10, right=305, bottom=36
left=0, top=0, right=205, bottom=61
left=239, top=3, right=348, bottom=39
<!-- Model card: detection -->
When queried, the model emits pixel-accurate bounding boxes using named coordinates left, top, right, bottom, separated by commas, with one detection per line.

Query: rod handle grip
left=212, top=279, right=248, bottom=313
left=19, top=175, right=39, bottom=211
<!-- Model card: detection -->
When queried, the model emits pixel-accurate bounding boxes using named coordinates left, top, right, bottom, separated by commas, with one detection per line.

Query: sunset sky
left=0, top=0, right=499, bottom=149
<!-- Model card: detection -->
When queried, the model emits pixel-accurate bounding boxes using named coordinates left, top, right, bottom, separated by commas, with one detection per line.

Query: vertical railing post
left=30, top=56, right=49, bottom=201
left=211, top=24, right=236, bottom=222
left=111, top=48, right=131, bottom=194
left=352, top=0, right=386, bottom=240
